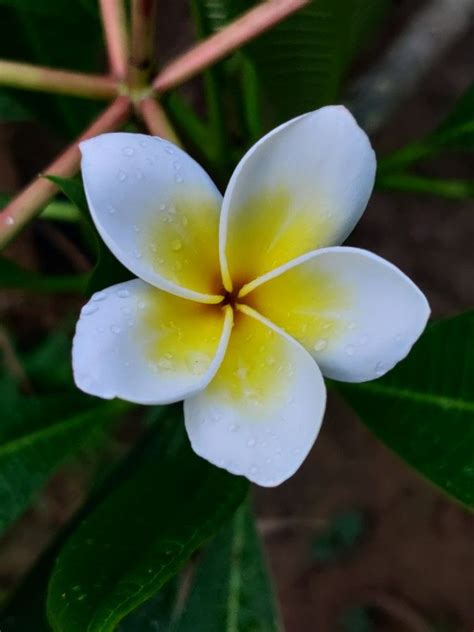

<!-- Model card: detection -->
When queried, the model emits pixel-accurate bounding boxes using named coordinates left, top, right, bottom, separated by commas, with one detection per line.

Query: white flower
left=73, top=105, right=430, bottom=487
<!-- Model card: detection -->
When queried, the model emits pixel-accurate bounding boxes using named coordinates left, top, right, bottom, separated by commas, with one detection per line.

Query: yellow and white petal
left=184, top=306, right=326, bottom=487
left=73, top=279, right=232, bottom=404
left=219, top=106, right=376, bottom=290
left=244, top=247, right=430, bottom=383
left=80, top=133, right=223, bottom=304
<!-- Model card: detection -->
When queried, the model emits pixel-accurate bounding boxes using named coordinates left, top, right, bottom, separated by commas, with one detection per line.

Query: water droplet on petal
left=314, top=338, right=327, bottom=352
left=117, top=289, right=130, bottom=298
left=247, top=438, right=256, bottom=447
left=133, top=224, right=140, bottom=233
left=172, top=160, right=181, bottom=170
left=117, top=169, right=127, bottom=182
left=110, top=325, right=121, bottom=334
left=4, top=215, right=14, bottom=226
left=375, top=361, right=387, bottom=376
left=82, top=304, right=99, bottom=316
left=174, top=174, right=183, bottom=183
left=107, top=204, right=116, bottom=214
left=165, top=146, right=174, bottom=155
left=135, top=168, right=144, bottom=180
left=229, top=423, right=238, bottom=433
left=172, top=239, right=182, bottom=251
left=92, top=291, right=107, bottom=302
left=122, top=146, right=135, bottom=157
left=345, top=344, right=355, bottom=356
left=347, top=321, right=357, bottom=330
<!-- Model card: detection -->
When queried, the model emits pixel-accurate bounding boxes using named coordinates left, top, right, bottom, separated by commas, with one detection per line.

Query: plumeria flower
left=73, top=105, right=430, bottom=487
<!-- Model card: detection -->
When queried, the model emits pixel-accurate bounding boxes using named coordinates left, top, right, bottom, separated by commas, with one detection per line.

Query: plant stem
left=153, top=0, right=309, bottom=93
left=0, top=97, right=132, bottom=249
left=99, top=0, right=129, bottom=80
left=138, top=97, right=181, bottom=145
left=131, top=0, right=156, bottom=70
left=0, top=59, right=117, bottom=99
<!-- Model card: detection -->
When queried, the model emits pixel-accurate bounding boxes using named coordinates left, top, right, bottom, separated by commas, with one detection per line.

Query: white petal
left=244, top=247, right=430, bottom=383
left=219, top=106, right=376, bottom=290
left=184, top=306, right=326, bottom=487
left=80, top=133, right=223, bottom=304
left=73, top=279, right=232, bottom=404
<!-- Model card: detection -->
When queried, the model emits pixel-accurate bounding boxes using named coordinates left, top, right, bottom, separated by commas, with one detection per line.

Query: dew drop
left=107, top=204, right=116, bottom=214
left=250, top=465, right=259, bottom=474
left=375, top=361, right=387, bottom=376
left=135, top=168, right=144, bottom=180
left=82, top=304, right=99, bottom=316
left=182, top=215, right=188, bottom=226
left=133, top=224, right=140, bottom=233
left=117, top=169, right=127, bottom=182
left=174, top=174, right=184, bottom=183
left=159, top=203, right=166, bottom=211
left=139, top=139, right=147, bottom=147
left=347, top=321, right=357, bottom=330
left=172, top=160, right=181, bottom=170
left=110, top=325, right=121, bottom=334
left=345, top=344, right=355, bottom=356
left=314, top=338, right=327, bottom=352
left=133, top=248, right=142, bottom=259
left=229, top=423, right=239, bottom=433
left=395, top=333, right=403, bottom=343
left=146, top=156, right=154, bottom=165
left=138, top=301, right=146, bottom=310
left=92, top=291, right=107, bottom=302
left=247, top=438, right=256, bottom=447
left=266, top=355, right=276, bottom=366
left=165, top=146, right=174, bottom=155
left=117, top=289, right=130, bottom=298
left=172, top=239, right=182, bottom=251
left=4, top=215, right=14, bottom=226
left=158, top=357, right=173, bottom=370
left=122, top=146, right=135, bottom=157
left=322, top=322, right=332, bottom=331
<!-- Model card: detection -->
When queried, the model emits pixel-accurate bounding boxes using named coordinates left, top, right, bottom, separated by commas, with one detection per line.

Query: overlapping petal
left=80, top=133, right=223, bottom=304
left=184, top=306, right=326, bottom=486
left=73, top=279, right=232, bottom=404
left=219, top=106, right=376, bottom=290
left=243, top=247, right=430, bottom=383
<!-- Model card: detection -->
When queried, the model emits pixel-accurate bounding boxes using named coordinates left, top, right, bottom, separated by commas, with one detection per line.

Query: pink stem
left=0, top=97, right=132, bottom=248
left=99, top=0, right=129, bottom=79
left=153, top=0, right=309, bottom=92
left=0, top=59, right=117, bottom=99
left=138, top=97, right=181, bottom=145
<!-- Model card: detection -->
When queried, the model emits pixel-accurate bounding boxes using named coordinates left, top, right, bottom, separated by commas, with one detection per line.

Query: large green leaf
left=47, top=408, right=249, bottom=632
left=338, top=312, right=474, bottom=508
left=199, top=0, right=391, bottom=124
left=174, top=501, right=281, bottom=632
left=119, top=502, right=281, bottom=631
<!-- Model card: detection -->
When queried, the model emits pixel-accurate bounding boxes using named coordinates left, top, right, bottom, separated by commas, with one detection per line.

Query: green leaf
left=198, top=0, right=391, bottom=124
left=0, top=400, right=125, bottom=537
left=338, top=312, right=474, bottom=508
left=433, top=82, right=474, bottom=151
left=376, top=173, right=474, bottom=199
left=173, top=501, right=281, bottom=632
left=47, top=409, right=248, bottom=632
left=0, top=255, right=87, bottom=293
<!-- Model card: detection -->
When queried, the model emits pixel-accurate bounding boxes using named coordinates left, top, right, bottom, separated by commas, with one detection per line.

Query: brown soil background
left=0, top=1, right=473, bottom=630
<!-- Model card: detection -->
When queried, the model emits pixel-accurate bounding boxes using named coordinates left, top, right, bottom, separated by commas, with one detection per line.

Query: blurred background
left=0, top=1, right=473, bottom=630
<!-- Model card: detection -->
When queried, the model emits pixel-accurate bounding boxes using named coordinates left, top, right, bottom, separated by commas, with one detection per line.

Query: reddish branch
left=99, top=0, right=129, bottom=79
